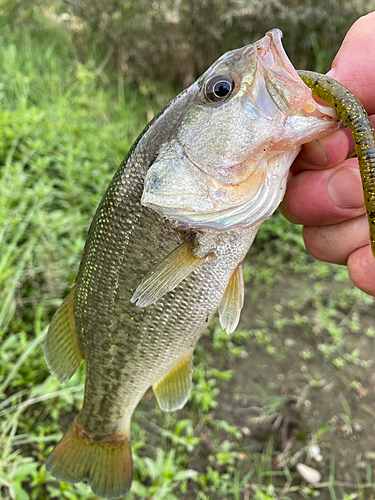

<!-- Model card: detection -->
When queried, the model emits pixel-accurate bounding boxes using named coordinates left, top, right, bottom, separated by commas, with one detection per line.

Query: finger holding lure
left=297, top=70, right=375, bottom=258
left=280, top=12, right=375, bottom=296
left=44, top=29, right=375, bottom=499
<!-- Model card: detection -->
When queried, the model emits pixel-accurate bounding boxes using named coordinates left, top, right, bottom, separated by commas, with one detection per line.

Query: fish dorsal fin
left=44, top=290, right=85, bottom=384
left=219, top=263, right=244, bottom=334
left=131, top=240, right=206, bottom=308
left=152, top=348, right=194, bottom=411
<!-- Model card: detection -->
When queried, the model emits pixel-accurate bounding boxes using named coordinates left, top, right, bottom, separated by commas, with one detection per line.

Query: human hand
left=279, top=12, right=375, bottom=296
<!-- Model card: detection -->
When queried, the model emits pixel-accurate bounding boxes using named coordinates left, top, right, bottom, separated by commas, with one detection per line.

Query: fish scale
left=75, top=132, right=259, bottom=437
left=44, top=29, right=375, bottom=499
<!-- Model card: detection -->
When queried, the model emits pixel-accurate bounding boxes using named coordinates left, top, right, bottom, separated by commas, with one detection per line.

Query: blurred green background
left=1, top=1, right=375, bottom=499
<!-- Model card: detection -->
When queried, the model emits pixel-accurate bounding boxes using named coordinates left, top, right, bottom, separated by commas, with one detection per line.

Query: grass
left=1, top=10, right=375, bottom=500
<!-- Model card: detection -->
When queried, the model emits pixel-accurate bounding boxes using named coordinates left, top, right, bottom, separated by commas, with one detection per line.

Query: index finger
left=292, top=12, right=375, bottom=174
left=330, top=12, right=375, bottom=116
left=291, top=128, right=352, bottom=174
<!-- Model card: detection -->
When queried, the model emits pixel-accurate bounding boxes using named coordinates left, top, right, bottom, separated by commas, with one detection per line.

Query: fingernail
left=327, top=167, right=364, bottom=209
left=326, top=67, right=336, bottom=78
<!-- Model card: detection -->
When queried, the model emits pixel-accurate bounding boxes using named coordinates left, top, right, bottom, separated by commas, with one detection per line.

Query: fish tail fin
left=44, top=290, right=84, bottom=384
left=46, top=415, right=133, bottom=499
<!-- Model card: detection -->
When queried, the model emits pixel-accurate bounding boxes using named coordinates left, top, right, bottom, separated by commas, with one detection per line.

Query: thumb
left=327, top=12, right=375, bottom=114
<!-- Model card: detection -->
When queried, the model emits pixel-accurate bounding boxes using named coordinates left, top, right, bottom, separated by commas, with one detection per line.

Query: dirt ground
left=135, top=242, right=375, bottom=499
left=213, top=270, right=375, bottom=498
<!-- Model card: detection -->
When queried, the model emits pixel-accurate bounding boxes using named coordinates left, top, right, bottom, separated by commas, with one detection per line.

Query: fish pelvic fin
left=46, top=415, right=133, bottom=499
left=219, top=263, right=244, bottom=334
left=131, top=240, right=206, bottom=308
left=44, top=290, right=84, bottom=384
left=153, top=347, right=194, bottom=411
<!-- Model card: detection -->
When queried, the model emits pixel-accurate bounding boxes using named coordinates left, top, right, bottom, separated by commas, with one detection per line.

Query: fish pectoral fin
left=46, top=415, right=133, bottom=498
left=44, top=290, right=84, bottom=384
left=152, top=347, right=194, bottom=411
left=219, top=263, right=244, bottom=334
left=131, top=240, right=206, bottom=307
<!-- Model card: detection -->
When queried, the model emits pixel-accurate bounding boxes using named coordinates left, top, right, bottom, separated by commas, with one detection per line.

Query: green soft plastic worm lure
left=298, top=70, right=375, bottom=258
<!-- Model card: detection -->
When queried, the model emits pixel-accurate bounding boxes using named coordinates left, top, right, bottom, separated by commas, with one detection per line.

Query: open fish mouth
left=251, top=29, right=334, bottom=119
left=257, top=30, right=339, bottom=119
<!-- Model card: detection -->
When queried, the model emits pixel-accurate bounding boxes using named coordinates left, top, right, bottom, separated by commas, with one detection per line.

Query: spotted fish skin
left=44, top=29, right=342, bottom=498
left=75, top=169, right=259, bottom=436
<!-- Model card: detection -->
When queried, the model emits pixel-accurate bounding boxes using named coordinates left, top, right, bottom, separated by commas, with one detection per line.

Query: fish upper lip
left=257, top=29, right=281, bottom=58
left=258, top=28, right=300, bottom=82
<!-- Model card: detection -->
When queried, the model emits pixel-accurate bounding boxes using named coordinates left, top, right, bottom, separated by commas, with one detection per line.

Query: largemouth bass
left=44, top=29, right=356, bottom=498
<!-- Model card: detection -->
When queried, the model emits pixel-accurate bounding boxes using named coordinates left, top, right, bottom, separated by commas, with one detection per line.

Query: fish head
left=142, top=29, right=341, bottom=230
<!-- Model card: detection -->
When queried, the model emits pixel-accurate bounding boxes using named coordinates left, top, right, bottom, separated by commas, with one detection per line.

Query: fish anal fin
left=46, top=415, right=132, bottom=499
left=153, top=348, right=194, bottom=411
left=131, top=240, right=205, bottom=308
left=219, top=263, right=244, bottom=334
left=44, top=291, right=84, bottom=384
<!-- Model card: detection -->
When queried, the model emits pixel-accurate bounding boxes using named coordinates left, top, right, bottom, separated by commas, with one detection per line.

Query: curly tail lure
left=297, top=70, right=375, bottom=259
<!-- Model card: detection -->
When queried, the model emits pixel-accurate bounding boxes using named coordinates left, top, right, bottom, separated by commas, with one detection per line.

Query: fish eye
left=204, top=74, right=234, bottom=103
